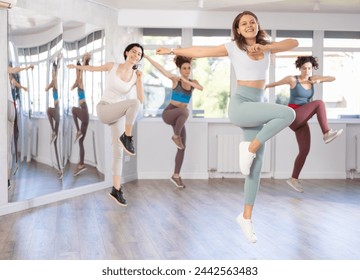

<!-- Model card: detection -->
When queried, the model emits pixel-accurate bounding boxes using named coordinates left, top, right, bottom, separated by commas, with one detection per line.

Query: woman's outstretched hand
left=156, top=47, right=170, bottom=55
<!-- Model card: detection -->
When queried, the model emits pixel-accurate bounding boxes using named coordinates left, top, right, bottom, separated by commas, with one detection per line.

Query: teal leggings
left=228, top=86, right=295, bottom=205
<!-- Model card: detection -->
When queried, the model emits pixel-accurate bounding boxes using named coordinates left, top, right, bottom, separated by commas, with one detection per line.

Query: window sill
left=138, top=116, right=360, bottom=124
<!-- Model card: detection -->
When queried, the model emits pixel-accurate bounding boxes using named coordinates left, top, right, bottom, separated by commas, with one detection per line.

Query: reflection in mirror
left=8, top=7, right=63, bottom=202
left=62, top=23, right=105, bottom=189
left=7, top=8, right=105, bottom=202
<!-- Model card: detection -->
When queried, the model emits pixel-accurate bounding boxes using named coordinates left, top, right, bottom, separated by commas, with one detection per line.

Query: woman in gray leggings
left=67, top=43, right=144, bottom=206
left=157, top=11, right=298, bottom=243
left=144, top=54, right=203, bottom=188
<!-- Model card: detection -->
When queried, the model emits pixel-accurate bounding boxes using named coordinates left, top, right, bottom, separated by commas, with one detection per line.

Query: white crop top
left=101, top=63, right=137, bottom=103
left=224, top=41, right=270, bottom=81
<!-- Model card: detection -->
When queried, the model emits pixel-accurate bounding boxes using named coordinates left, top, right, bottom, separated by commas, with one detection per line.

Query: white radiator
left=217, top=134, right=241, bottom=173
left=356, top=134, right=360, bottom=173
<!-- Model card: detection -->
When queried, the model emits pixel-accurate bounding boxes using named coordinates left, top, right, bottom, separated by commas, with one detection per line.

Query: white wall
left=137, top=119, right=354, bottom=180
left=137, top=119, right=208, bottom=179
left=274, top=121, right=347, bottom=179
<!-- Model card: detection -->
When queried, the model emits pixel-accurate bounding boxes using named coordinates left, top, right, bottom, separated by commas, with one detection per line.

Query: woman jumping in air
left=144, top=54, right=203, bottom=188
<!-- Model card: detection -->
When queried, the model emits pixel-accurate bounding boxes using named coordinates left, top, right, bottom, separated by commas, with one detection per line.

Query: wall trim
left=0, top=180, right=111, bottom=216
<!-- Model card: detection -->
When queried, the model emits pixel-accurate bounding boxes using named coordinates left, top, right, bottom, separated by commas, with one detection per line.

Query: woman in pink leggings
left=266, top=56, right=343, bottom=192
left=144, top=54, right=203, bottom=188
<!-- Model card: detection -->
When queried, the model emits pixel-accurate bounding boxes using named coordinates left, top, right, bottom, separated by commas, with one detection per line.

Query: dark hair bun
left=174, top=55, right=192, bottom=68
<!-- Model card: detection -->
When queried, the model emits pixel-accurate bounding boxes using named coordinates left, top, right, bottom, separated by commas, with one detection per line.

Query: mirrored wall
left=7, top=7, right=106, bottom=202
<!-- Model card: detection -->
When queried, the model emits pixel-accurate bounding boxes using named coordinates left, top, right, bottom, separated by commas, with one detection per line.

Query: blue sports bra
left=53, top=89, right=58, bottom=102
left=78, top=88, right=85, bottom=100
left=171, top=80, right=193, bottom=104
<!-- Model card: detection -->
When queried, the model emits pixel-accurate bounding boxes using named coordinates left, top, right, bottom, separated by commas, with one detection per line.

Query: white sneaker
left=73, top=165, right=87, bottom=177
left=74, top=131, right=83, bottom=144
left=50, top=132, right=57, bottom=144
left=236, top=213, right=257, bottom=243
left=12, top=162, right=18, bottom=176
left=239, top=142, right=256, bottom=176
left=286, top=178, right=304, bottom=193
left=323, top=129, right=343, bottom=144
left=57, top=170, right=63, bottom=180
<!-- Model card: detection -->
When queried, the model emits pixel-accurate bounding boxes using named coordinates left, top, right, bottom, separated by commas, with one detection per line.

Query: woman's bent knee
left=285, top=107, right=296, bottom=124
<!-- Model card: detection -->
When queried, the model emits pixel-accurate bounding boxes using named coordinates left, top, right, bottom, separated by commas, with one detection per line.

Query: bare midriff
left=237, top=80, right=266, bottom=90
left=170, top=100, right=188, bottom=108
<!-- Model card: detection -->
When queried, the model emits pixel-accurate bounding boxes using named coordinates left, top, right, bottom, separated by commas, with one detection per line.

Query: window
left=272, top=30, right=313, bottom=105
left=323, top=51, right=360, bottom=118
left=192, top=29, right=231, bottom=118
left=324, top=31, right=360, bottom=48
left=63, top=30, right=105, bottom=117
left=15, top=35, right=62, bottom=116
left=142, top=28, right=231, bottom=119
left=143, top=28, right=181, bottom=47
left=277, top=30, right=313, bottom=48
left=323, top=31, right=360, bottom=118
left=142, top=28, right=182, bottom=117
left=273, top=51, right=312, bottom=105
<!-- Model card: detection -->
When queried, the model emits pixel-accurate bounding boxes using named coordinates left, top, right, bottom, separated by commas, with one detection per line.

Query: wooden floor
left=9, top=160, right=104, bottom=202
left=1, top=178, right=360, bottom=260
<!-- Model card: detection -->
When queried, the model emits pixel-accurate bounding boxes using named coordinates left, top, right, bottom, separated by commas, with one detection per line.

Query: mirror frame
left=0, top=7, right=111, bottom=216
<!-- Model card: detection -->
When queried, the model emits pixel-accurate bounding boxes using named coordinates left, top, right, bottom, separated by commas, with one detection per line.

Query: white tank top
left=101, top=63, right=137, bottom=103
left=225, top=41, right=270, bottom=81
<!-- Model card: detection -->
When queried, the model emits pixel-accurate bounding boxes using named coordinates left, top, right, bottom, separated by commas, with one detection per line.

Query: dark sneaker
left=170, top=176, right=185, bottom=188
left=171, top=135, right=184, bottom=149
left=73, top=165, right=87, bottom=176
left=119, top=132, right=136, bottom=155
left=109, top=186, right=127, bottom=206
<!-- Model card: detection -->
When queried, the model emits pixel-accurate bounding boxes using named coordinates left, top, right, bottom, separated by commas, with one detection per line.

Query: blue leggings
left=228, top=86, right=295, bottom=205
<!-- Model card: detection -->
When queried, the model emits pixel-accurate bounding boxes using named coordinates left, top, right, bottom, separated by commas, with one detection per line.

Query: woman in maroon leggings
left=266, top=56, right=343, bottom=192
left=144, top=54, right=203, bottom=188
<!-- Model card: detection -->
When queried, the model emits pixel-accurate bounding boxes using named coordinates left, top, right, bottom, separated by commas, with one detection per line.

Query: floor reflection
left=9, top=160, right=104, bottom=202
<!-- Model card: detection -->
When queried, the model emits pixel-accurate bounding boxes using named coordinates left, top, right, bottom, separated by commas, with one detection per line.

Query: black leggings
left=72, top=102, right=89, bottom=165
left=162, top=104, right=189, bottom=174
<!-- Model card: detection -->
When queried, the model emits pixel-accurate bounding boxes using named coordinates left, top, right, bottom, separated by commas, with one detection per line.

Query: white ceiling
left=8, top=0, right=360, bottom=36
left=8, top=7, right=61, bottom=36
left=87, top=0, right=360, bottom=14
